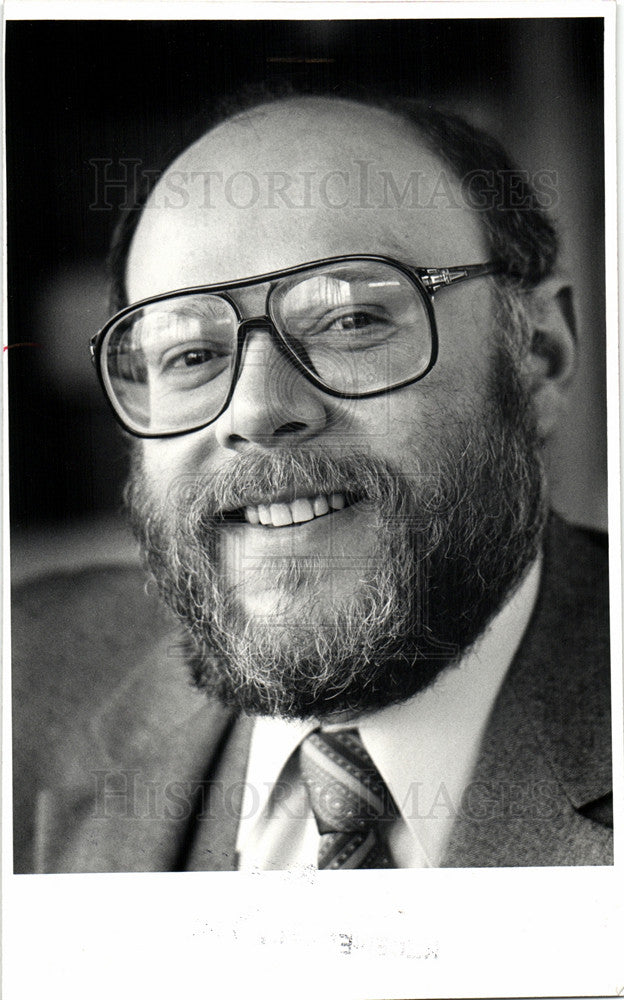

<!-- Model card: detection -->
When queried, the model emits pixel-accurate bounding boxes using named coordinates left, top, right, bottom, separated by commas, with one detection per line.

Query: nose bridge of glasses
left=233, top=315, right=296, bottom=387
left=235, top=314, right=308, bottom=387
left=227, top=282, right=285, bottom=359
left=237, top=316, right=274, bottom=338
left=221, top=270, right=276, bottom=346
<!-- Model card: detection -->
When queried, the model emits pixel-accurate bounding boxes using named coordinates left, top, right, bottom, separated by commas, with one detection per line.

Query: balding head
left=126, top=96, right=488, bottom=301
left=113, top=93, right=559, bottom=312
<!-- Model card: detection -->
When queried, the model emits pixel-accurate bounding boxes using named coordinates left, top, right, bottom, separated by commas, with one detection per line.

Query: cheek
left=352, top=396, right=425, bottom=460
left=139, top=432, right=218, bottom=496
left=432, top=284, right=497, bottom=381
left=350, top=380, right=461, bottom=462
left=355, top=358, right=494, bottom=471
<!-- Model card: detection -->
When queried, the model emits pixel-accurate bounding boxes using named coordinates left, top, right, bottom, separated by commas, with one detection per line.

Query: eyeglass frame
left=90, top=253, right=501, bottom=439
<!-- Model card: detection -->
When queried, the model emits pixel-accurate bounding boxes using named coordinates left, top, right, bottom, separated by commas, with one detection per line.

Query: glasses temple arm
left=418, top=262, right=500, bottom=295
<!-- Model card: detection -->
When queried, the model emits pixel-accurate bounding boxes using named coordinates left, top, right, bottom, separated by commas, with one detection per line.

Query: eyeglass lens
left=101, top=260, right=432, bottom=435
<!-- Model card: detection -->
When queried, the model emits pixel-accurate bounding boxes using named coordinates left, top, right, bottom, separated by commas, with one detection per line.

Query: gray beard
left=125, top=348, right=547, bottom=719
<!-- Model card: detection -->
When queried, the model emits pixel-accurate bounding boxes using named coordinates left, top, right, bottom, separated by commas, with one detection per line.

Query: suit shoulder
left=565, top=519, right=608, bottom=561
left=12, top=563, right=158, bottom=620
left=545, top=515, right=609, bottom=616
left=534, top=514, right=610, bottom=687
left=12, top=563, right=167, bottom=643
left=11, top=563, right=173, bottom=704
left=509, top=514, right=612, bottom=810
left=10, top=565, right=217, bottom=874
left=575, top=523, right=608, bottom=554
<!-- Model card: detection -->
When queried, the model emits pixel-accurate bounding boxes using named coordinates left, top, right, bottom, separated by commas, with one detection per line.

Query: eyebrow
left=143, top=297, right=231, bottom=319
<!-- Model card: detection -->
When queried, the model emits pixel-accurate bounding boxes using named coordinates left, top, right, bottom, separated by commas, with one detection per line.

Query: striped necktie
left=298, top=728, right=398, bottom=870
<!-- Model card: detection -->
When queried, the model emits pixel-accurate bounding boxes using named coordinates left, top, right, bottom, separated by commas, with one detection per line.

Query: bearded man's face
left=122, top=97, right=547, bottom=719
left=126, top=341, right=546, bottom=719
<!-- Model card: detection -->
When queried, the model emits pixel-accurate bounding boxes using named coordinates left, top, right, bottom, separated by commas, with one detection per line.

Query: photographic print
left=3, top=5, right=621, bottom=999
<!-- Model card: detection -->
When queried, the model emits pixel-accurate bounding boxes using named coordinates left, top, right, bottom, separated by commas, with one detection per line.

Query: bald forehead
left=179, top=97, right=421, bottom=171
left=127, top=97, right=489, bottom=301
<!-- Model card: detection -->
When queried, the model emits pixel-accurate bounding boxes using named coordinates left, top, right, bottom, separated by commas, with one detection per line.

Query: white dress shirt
left=236, top=558, right=541, bottom=870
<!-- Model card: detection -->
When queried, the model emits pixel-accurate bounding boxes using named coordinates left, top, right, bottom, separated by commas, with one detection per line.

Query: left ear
left=522, top=275, right=578, bottom=440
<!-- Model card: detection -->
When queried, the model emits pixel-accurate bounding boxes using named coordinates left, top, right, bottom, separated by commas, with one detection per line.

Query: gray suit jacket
left=12, top=515, right=613, bottom=873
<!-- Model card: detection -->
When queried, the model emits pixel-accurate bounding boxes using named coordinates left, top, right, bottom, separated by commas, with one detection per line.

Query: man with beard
left=13, top=95, right=612, bottom=872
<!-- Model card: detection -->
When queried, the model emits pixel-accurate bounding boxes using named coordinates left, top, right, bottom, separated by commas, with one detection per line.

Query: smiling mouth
left=220, top=491, right=354, bottom=528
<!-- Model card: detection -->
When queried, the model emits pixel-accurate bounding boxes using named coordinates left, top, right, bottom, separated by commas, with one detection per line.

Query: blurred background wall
left=6, top=17, right=606, bottom=581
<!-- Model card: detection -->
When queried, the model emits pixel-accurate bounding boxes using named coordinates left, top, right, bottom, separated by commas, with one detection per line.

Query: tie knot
left=298, top=728, right=397, bottom=835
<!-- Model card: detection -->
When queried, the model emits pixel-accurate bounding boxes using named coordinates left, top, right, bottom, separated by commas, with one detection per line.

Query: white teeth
left=258, top=504, right=272, bottom=525
left=290, top=498, right=315, bottom=523
left=270, top=502, right=294, bottom=527
left=245, top=505, right=260, bottom=525
left=329, top=493, right=346, bottom=510
left=242, top=492, right=347, bottom=527
left=313, top=494, right=329, bottom=517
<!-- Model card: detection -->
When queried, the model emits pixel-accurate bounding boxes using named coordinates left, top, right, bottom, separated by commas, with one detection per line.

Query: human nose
left=212, top=325, right=328, bottom=451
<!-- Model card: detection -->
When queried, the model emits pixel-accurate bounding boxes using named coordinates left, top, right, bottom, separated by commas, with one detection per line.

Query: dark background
left=6, top=18, right=607, bottom=578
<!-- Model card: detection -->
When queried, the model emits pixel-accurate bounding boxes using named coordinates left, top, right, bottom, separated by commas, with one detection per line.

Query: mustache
left=154, top=449, right=430, bottom=520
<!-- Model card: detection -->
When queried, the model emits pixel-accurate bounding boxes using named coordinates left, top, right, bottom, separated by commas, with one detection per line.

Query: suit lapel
left=183, top=713, right=255, bottom=871
left=442, top=515, right=612, bottom=867
left=39, top=631, right=238, bottom=872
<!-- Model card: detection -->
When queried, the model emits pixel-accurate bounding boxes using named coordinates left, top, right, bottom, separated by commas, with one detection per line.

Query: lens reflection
left=271, top=261, right=431, bottom=392
left=103, top=294, right=238, bottom=434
